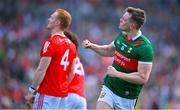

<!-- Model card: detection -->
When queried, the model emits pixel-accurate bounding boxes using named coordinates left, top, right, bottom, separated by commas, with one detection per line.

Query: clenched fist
left=106, top=66, right=117, bottom=77
left=25, top=94, right=35, bottom=109
left=82, top=40, right=92, bottom=48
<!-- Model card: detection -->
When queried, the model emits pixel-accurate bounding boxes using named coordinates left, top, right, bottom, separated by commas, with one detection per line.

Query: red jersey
left=38, top=33, right=77, bottom=97
left=69, top=56, right=85, bottom=98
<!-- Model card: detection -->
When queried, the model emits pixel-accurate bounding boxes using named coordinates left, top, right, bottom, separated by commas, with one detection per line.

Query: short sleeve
left=138, top=44, right=154, bottom=63
left=111, top=41, right=115, bottom=47
left=113, top=35, right=119, bottom=47
left=40, top=40, right=53, bottom=57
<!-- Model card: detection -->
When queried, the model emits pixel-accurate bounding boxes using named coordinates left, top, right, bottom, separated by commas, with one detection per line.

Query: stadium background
left=0, top=0, right=180, bottom=109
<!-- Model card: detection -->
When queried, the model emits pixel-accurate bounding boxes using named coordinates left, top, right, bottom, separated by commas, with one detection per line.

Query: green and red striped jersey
left=104, top=31, right=154, bottom=99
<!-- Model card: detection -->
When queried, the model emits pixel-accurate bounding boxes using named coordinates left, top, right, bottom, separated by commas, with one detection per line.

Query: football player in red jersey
left=64, top=31, right=87, bottom=109
left=25, top=9, right=77, bottom=109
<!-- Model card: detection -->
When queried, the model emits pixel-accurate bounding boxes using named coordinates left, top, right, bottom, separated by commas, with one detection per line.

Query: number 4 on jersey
left=60, top=49, right=70, bottom=71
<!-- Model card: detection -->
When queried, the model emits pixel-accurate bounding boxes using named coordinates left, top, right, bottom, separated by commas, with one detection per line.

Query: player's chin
left=119, top=27, right=127, bottom=32
left=118, top=25, right=123, bottom=30
left=46, top=26, right=51, bottom=30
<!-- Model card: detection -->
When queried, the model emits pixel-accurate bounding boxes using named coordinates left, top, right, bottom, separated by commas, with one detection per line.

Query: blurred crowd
left=0, top=0, right=180, bottom=109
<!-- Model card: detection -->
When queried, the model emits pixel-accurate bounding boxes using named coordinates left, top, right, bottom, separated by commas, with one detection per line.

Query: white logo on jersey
left=117, top=41, right=120, bottom=45
left=59, top=38, right=71, bottom=44
left=121, top=42, right=127, bottom=51
left=43, top=41, right=50, bottom=53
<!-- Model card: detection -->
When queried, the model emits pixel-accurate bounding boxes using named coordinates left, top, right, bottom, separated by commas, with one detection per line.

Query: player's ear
left=55, top=20, right=61, bottom=26
left=130, top=23, right=136, bottom=30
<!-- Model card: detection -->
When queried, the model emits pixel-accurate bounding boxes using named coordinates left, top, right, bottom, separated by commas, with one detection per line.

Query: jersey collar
left=125, top=30, right=142, bottom=43
left=52, top=33, right=66, bottom=37
left=132, top=30, right=142, bottom=41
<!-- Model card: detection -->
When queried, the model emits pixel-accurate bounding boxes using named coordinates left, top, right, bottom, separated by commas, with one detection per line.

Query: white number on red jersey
left=74, top=57, right=84, bottom=76
left=60, top=49, right=70, bottom=71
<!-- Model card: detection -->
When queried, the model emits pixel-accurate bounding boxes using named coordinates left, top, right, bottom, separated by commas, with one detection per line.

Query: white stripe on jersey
left=138, top=61, right=152, bottom=64
left=111, top=41, right=115, bottom=47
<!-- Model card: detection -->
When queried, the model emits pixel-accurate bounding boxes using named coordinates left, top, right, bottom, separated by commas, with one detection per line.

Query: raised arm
left=82, top=40, right=115, bottom=57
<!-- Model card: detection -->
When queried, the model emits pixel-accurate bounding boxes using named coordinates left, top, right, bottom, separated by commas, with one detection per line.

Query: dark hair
left=126, top=7, right=145, bottom=29
left=64, top=31, right=79, bottom=49
left=56, top=9, right=72, bottom=30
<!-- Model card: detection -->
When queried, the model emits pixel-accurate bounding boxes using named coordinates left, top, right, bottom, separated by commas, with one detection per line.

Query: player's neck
left=126, top=29, right=139, bottom=39
left=51, top=28, right=65, bottom=37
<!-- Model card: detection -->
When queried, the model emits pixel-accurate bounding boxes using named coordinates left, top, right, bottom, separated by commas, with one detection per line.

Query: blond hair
left=56, top=9, right=72, bottom=30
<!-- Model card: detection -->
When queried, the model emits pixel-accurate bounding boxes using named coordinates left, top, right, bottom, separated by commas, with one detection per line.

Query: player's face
left=47, top=12, right=60, bottom=30
left=119, top=12, right=132, bottom=31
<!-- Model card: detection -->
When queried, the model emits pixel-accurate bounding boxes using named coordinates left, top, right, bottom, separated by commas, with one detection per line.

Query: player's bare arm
left=106, top=63, right=152, bottom=84
left=31, top=57, right=51, bottom=89
left=82, top=39, right=115, bottom=57
left=25, top=57, right=51, bottom=109
left=25, top=57, right=51, bottom=108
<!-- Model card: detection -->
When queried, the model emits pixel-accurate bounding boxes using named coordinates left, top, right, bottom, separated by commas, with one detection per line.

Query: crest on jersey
left=128, top=47, right=132, bottom=53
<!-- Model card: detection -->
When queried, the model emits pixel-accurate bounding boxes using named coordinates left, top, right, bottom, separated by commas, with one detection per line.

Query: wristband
left=28, top=86, right=37, bottom=95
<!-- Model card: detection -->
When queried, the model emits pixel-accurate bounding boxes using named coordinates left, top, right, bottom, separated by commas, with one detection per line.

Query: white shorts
left=33, top=92, right=68, bottom=109
left=67, top=93, right=87, bottom=110
left=97, top=85, right=137, bottom=110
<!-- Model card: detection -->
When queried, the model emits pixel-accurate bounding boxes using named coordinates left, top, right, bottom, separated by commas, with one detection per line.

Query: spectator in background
left=25, top=9, right=77, bottom=109
left=82, top=7, right=154, bottom=109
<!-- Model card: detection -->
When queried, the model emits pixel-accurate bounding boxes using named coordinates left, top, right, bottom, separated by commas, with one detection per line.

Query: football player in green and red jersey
left=83, top=7, right=154, bottom=110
